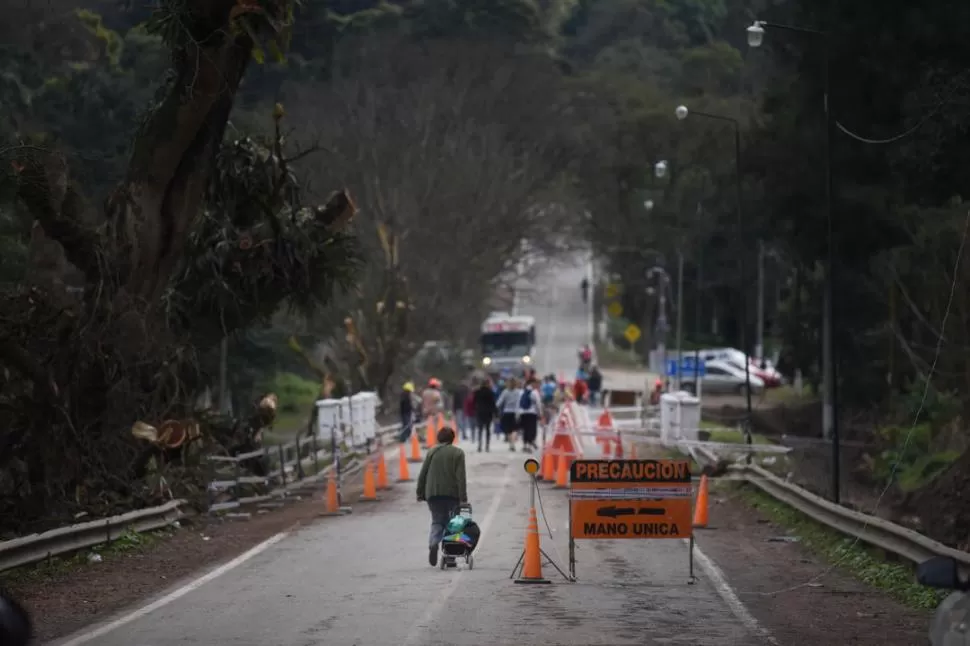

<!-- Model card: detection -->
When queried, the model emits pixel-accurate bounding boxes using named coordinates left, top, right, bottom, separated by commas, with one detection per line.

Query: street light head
left=746, top=21, right=765, bottom=47
left=675, top=105, right=688, bottom=121
left=643, top=199, right=654, bottom=211
left=654, top=160, right=668, bottom=178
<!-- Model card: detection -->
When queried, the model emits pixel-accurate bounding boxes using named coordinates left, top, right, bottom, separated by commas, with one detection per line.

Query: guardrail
left=0, top=500, right=184, bottom=573
left=692, top=445, right=970, bottom=568
left=0, top=422, right=404, bottom=573
left=206, top=422, right=402, bottom=518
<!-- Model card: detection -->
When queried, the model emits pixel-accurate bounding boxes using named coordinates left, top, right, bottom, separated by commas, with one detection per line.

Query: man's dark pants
left=427, top=496, right=460, bottom=549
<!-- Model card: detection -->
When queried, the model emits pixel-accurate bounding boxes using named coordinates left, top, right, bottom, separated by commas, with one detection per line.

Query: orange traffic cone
left=424, top=418, right=435, bottom=449
left=614, top=433, right=624, bottom=458
left=542, top=445, right=556, bottom=481
left=514, top=507, right=550, bottom=584
left=630, top=442, right=638, bottom=459
left=320, top=469, right=342, bottom=516
left=376, top=450, right=390, bottom=490
left=359, top=458, right=380, bottom=502
left=554, top=451, right=569, bottom=489
left=398, top=444, right=412, bottom=482
left=409, top=431, right=422, bottom=462
left=693, top=474, right=710, bottom=528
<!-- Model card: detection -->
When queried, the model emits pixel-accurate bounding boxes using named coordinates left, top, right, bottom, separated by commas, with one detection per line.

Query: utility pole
left=755, top=240, right=765, bottom=363
left=674, top=250, right=685, bottom=391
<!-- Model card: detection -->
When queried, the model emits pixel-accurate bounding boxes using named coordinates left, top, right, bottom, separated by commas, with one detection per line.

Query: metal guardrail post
left=232, top=454, right=242, bottom=509
left=311, top=433, right=319, bottom=474
left=277, top=443, right=287, bottom=488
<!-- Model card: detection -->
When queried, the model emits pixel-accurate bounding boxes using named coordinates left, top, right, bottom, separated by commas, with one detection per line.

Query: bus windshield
left=481, top=331, right=531, bottom=358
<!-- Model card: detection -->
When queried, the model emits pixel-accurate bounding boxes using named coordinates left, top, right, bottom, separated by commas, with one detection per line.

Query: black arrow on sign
left=597, top=506, right=636, bottom=518
left=637, top=507, right=666, bottom=516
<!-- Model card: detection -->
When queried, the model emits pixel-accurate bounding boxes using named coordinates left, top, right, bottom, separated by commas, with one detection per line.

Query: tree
left=0, top=0, right=360, bottom=532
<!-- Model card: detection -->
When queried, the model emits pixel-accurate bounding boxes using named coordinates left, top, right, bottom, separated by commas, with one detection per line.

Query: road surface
left=53, top=253, right=769, bottom=646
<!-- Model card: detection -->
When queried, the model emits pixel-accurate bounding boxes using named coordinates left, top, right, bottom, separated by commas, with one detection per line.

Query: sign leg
left=509, top=550, right=524, bottom=579
left=688, top=534, right=697, bottom=585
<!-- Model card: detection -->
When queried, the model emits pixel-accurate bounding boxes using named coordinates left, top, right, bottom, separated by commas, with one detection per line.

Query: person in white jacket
left=495, top=378, right=521, bottom=451
left=516, top=379, right=542, bottom=452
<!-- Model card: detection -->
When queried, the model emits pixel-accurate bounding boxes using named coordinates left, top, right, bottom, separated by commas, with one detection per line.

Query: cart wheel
left=439, top=553, right=446, bottom=570
left=467, top=554, right=474, bottom=570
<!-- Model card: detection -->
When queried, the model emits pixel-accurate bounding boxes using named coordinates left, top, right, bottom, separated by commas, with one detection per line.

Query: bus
left=479, top=312, right=537, bottom=376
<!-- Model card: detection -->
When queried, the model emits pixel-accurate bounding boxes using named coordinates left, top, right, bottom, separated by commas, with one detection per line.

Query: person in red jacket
left=573, top=377, right=589, bottom=404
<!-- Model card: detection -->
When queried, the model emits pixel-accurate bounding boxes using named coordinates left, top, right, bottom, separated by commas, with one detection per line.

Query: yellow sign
left=607, top=301, right=623, bottom=318
left=623, top=323, right=641, bottom=344
left=605, top=283, right=620, bottom=299
left=568, top=459, right=693, bottom=540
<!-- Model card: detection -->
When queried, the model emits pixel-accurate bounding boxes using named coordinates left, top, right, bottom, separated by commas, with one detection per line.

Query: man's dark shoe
left=429, top=544, right=438, bottom=567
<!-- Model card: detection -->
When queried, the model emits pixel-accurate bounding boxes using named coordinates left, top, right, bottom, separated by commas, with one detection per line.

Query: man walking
left=416, top=427, right=467, bottom=567
left=473, top=377, right=497, bottom=452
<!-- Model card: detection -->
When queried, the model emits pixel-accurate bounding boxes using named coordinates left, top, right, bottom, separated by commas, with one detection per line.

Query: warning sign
left=568, top=459, right=692, bottom=540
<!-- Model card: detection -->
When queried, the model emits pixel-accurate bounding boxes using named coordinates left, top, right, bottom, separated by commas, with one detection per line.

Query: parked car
left=698, top=348, right=783, bottom=388
left=680, top=359, right=765, bottom=395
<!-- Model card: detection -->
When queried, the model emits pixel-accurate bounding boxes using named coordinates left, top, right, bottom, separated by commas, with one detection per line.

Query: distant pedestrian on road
left=416, top=427, right=467, bottom=567
left=398, top=381, right=416, bottom=442
left=473, top=378, right=497, bottom=452
left=451, top=380, right=470, bottom=440
left=587, top=365, right=603, bottom=406
left=496, top=377, right=522, bottom=451
left=580, top=277, right=589, bottom=304
left=517, top=379, right=541, bottom=452
left=422, top=377, right=444, bottom=419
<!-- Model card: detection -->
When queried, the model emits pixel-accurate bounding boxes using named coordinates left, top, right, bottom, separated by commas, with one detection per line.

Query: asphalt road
left=53, top=253, right=768, bottom=646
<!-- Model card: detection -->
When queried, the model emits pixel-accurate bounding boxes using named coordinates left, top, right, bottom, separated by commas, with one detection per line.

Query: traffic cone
left=320, top=469, right=342, bottom=516
left=630, top=442, right=638, bottom=459
left=359, top=458, right=380, bottom=502
left=514, top=507, right=550, bottom=584
left=554, top=451, right=569, bottom=489
left=376, top=450, right=390, bottom=490
left=614, top=433, right=624, bottom=458
left=409, top=431, right=422, bottom=462
left=693, top=474, right=710, bottom=528
left=425, top=418, right=435, bottom=449
left=542, top=445, right=556, bottom=481
left=398, top=444, right=412, bottom=482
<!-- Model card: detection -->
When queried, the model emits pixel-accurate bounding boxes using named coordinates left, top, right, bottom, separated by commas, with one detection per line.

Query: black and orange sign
left=569, top=459, right=692, bottom=540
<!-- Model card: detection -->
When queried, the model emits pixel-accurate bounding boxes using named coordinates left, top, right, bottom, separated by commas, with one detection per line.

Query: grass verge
left=3, top=525, right=180, bottom=586
left=594, top=340, right=643, bottom=370
left=737, top=484, right=945, bottom=610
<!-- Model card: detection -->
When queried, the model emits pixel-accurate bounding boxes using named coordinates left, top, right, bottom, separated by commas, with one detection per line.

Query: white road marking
left=54, top=532, right=290, bottom=646
left=402, top=461, right=515, bottom=646
left=685, top=539, right=778, bottom=645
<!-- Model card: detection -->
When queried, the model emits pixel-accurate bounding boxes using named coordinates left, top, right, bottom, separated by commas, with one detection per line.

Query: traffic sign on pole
left=623, top=324, right=641, bottom=345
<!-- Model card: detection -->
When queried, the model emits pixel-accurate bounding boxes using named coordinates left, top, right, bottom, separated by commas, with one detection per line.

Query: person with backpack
left=495, top=377, right=522, bottom=451
left=517, top=378, right=541, bottom=452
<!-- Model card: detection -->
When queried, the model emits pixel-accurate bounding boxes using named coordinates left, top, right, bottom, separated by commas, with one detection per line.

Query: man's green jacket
left=417, top=443, right=467, bottom=502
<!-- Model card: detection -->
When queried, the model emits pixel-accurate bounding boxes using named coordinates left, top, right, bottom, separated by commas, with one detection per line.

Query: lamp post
left=653, top=159, right=686, bottom=391
left=747, top=19, right=840, bottom=504
left=674, top=105, right=753, bottom=428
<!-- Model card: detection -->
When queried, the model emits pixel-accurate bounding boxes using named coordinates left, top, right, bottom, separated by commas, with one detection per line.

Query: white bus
left=479, top=312, right=536, bottom=376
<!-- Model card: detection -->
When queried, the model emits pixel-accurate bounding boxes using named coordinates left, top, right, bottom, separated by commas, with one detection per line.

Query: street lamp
left=673, top=104, right=753, bottom=427
left=654, top=160, right=668, bottom=178
left=745, top=18, right=840, bottom=504
left=746, top=21, right=765, bottom=47
left=643, top=199, right=654, bottom=211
